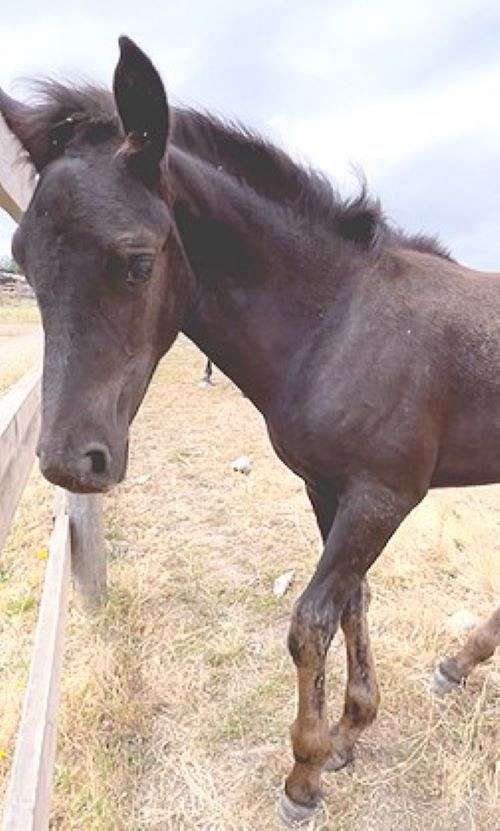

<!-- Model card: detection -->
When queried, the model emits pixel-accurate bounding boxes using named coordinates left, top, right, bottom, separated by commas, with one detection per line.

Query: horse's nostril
left=85, top=447, right=109, bottom=476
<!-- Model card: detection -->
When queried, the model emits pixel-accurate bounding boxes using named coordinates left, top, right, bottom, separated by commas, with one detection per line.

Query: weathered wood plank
left=67, top=493, right=106, bottom=610
left=2, top=506, right=71, bottom=831
left=0, top=370, right=41, bottom=554
left=0, top=113, right=34, bottom=218
left=0, top=179, right=22, bottom=223
left=55, top=490, right=106, bottom=610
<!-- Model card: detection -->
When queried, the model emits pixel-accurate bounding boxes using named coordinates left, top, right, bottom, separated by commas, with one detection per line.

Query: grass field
left=0, top=295, right=41, bottom=393
left=0, top=302, right=498, bottom=830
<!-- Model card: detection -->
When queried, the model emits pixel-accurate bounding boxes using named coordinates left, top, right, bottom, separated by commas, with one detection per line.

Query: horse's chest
left=265, top=417, right=316, bottom=482
left=265, top=408, right=346, bottom=485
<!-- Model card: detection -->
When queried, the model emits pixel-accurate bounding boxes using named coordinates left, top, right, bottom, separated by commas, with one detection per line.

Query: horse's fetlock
left=291, top=718, right=332, bottom=766
left=438, top=657, right=463, bottom=685
left=345, top=682, right=380, bottom=726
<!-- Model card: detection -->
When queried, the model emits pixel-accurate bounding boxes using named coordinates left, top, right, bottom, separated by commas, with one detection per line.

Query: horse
left=1, top=36, right=498, bottom=825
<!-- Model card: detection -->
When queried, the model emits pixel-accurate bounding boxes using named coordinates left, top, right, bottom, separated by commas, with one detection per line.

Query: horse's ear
left=113, top=36, right=169, bottom=185
left=0, top=90, right=48, bottom=171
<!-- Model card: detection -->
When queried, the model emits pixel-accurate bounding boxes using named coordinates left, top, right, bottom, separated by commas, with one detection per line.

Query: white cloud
left=271, top=59, right=500, bottom=181
left=1, top=0, right=500, bottom=266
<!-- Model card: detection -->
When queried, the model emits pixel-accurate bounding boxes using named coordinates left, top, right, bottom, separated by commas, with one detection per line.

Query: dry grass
left=0, top=296, right=40, bottom=326
left=0, top=324, right=498, bottom=830
left=0, top=295, right=41, bottom=393
left=0, top=300, right=48, bottom=817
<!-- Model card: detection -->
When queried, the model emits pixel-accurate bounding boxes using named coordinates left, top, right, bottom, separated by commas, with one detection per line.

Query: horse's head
left=0, top=38, right=192, bottom=492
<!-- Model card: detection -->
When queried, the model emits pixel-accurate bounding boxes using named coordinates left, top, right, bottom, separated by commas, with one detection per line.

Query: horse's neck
left=169, top=148, right=320, bottom=413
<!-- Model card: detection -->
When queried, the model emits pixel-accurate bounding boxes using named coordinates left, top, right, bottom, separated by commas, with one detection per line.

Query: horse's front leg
left=280, top=478, right=424, bottom=826
left=306, top=486, right=379, bottom=772
left=326, top=578, right=379, bottom=771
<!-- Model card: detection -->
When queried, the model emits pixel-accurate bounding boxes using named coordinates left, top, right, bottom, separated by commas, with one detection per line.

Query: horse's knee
left=287, top=594, right=340, bottom=667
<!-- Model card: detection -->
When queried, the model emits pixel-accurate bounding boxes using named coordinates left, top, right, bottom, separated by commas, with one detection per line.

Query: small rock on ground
left=446, top=609, right=480, bottom=636
left=231, top=455, right=252, bottom=475
left=273, top=570, right=295, bottom=598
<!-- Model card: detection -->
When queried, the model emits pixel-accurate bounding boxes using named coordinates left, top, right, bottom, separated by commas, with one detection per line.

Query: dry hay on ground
left=0, top=324, right=498, bottom=830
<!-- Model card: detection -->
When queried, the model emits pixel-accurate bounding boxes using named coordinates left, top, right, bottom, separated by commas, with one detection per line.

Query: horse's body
left=170, top=110, right=500, bottom=489
left=1, top=38, right=498, bottom=824
left=270, top=253, right=500, bottom=491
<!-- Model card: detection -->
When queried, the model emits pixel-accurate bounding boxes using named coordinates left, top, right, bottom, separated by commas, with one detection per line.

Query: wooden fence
left=1, top=115, right=106, bottom=830
left=0, top=371, right=106, bottom=830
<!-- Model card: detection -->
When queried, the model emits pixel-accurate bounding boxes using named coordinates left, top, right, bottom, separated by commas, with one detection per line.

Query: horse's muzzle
left=39, top=441, right=125, bottom=493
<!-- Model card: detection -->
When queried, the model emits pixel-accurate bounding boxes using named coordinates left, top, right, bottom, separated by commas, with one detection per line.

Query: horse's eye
left=127, top=254, right=154, bottom=285
left=106, top=252, right=126, bottom=281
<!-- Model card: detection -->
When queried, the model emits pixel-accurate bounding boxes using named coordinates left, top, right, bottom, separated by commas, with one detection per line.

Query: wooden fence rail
left=2, top=502, right=71, bottom=831
left=1, top=112, right=106, bottom=828
left=0, top=371, right=41, bottom=554
left=0, top=372, right=106, bottom=830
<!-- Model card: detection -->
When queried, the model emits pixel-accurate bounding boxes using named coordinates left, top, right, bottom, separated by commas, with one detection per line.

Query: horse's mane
left=16, top=80, right=452, bottom=260
left=171, top=107, right=451, bottom=259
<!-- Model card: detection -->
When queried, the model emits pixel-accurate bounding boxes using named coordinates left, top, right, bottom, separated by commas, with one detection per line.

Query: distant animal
left=1, top=37, right=498, bottom=826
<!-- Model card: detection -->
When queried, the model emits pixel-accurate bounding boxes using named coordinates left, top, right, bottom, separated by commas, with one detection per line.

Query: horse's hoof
left=323, top=746, right=353, bottom=772
left=278, top=790, right=320, bottom=827
left=432, top=665, right=462, bottom=697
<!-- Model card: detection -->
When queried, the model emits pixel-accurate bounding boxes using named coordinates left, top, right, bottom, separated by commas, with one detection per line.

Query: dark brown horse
left=1, top=37, right=499, bottom=825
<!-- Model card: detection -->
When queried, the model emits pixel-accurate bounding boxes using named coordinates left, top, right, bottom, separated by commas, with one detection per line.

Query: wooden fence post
left=0, top=114, right=33, bottom=216
left=0, top=179, right=22, bottom=223
left=66, top=493, right=106, bottom=611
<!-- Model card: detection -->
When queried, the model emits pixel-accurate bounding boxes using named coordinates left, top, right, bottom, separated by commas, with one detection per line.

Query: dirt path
left=0, top=322, right=42, bottom=393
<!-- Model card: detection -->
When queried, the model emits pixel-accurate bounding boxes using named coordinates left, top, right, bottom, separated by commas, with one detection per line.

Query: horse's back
left=381, top=250, right=500, bottom=487
left=272, top=249, right=500, bottom=491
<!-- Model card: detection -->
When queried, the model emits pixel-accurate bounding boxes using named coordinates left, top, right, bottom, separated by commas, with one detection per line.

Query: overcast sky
left=1, top=0, right=500, bottom=268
